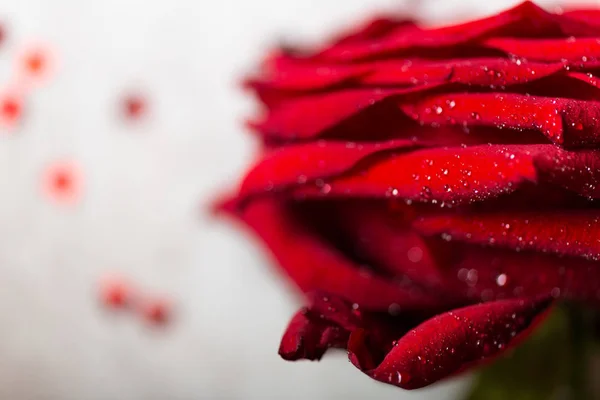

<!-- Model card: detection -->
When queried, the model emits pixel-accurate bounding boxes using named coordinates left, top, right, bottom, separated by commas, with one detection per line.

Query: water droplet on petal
left=496, top=273, right=507, bottom=287
left=388, top=303, right=401, bottom=316
left=407, top=247, right=423, bottom=263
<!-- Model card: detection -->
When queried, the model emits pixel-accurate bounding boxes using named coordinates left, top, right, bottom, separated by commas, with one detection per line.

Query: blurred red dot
left=123, top=95, right=146, bottom=119
left=17, top=45, right=55, bottom=89
left=0, top=25, right=5, bottom=46
left=42, top=161, right=82, bottom=204
left=100, top=278, right=131, bottom=309
left=25, top=51, right=45, bottom=75
left=140, top=299, right=171, bottom=326
left=1, top=96, right=21, bottom=122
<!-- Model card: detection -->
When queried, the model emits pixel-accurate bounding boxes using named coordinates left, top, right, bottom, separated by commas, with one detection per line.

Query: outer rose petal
left=279, top=309, right=349, bottom=361
left=330, top=17, right=419, bottom=46
left=484, top=37, right=600, bottom=62
left=238, top=139, right=419, bottom=203
left=249, top=86, right=441, bottom=140
left=568, top=71, right=600, bottom=89
left=239, top=143, right=600, bottom=206
left=280, top=293, right=437, bottom=364
left=433, top=243, right=600, bottom=303
left=564, top=10, right=600, bottom=26
left=293, top=144, right=539, bottom=205
left=228, top=197, right=441, bottom=311
left=348, top=297, right=553, bottom=389
left=400, top=93, right=600, bottom=147
left=363, top=58, right=564, bottom=87
left=414, top=211, right=600, bottom=261
left=332, top=204, right=443, bottom=287
left=317, top=2, right=597, bottom=62
left=244, top=68, right=365, bottom=98
left=247, top=58, right=563, bottom=95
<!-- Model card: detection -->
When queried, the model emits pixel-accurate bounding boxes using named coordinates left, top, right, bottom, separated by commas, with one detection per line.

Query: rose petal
left=247, top=58, right=563, bottom=96
left=249, top=86, right=441, bottom=140
left=564, top=10, right=600, bottom=26
left=293, top=144, right=541, bottom=205
left=364, top=58, right=564, bottom=87
left=279, top=309, right=349, bottom=361
left=330, top=17, right=419, bottom=46
left=332, top=204, right=443, bottom=287
left=432, top=242, right=600, bottom=303
left=400, top=93, right=600, bottom=147
left=294, top=145, right=600, bottom=203
left=568, top=71, right=600, bottom=88
left=305, top=292, right=362, bottom=330
left=348, top=297, right=553, bottom=389
left=230, top=198, right=440, bottom=311
left=238, top=139, right=419, bottom=202
left=280, top=292, right=436, bottom=363
left=415, top=211, right=600, bottom=261
left=244, top=64, right=369, bottom=94
left=251, top=76, right=600, bottom=144
left=484, top=37, right=600, bottom=62
left=318, top=2, right=589, bottom=62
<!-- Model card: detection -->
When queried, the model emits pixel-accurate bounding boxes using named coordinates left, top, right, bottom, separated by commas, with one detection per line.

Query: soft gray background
left=0, top=0, right=595, bottom=399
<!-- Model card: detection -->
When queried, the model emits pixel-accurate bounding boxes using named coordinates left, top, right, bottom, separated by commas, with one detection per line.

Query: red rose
left=221, top=1, right=600, bottom=390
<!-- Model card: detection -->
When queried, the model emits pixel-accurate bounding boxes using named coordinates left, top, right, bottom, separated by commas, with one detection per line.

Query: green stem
left=567, top=304, right=591, bottom=400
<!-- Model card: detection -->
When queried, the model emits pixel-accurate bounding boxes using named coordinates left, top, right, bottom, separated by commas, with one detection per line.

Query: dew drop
left=386, top=187, right=399, bottom=197
left=388, top=303, right=401, bottom=316
left=496, top=273, right=507, bottom=287
left=407, top=247, right=423, bottom=263
left=441, top=233, right=452, bottom=242
left=466, top=269, right=478, bottom=285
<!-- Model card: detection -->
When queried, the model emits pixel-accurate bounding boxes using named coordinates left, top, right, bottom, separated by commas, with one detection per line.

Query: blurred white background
left=0, top=0, right=595, bottom=398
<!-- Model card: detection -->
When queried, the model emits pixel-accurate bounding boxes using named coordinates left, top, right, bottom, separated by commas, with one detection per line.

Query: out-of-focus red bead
left=42, top=160, right=82, bottom=204
left=25, top=51, right=45, bottom=75
left=100, top=277, right=131, bottom=309
left=0, top=24, right=6, bottom=46
left=0, top=91, right=23, bottom=130
left=123, top=95, right=146, bottom=120
left=140, top=299, right=171, bottom=325
left=17, top=44, right=56, bottom=89
left=1, top=95, right=21, bottom=123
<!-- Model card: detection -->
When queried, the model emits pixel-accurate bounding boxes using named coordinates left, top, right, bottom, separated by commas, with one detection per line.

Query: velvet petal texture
left=223, top=0, right=600, bottom=391
left=348, top=297, right=553, bottom=389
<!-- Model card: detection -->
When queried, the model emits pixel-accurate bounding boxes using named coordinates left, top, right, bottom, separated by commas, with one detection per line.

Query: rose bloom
left=220, top=1, right=600, bottom=390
